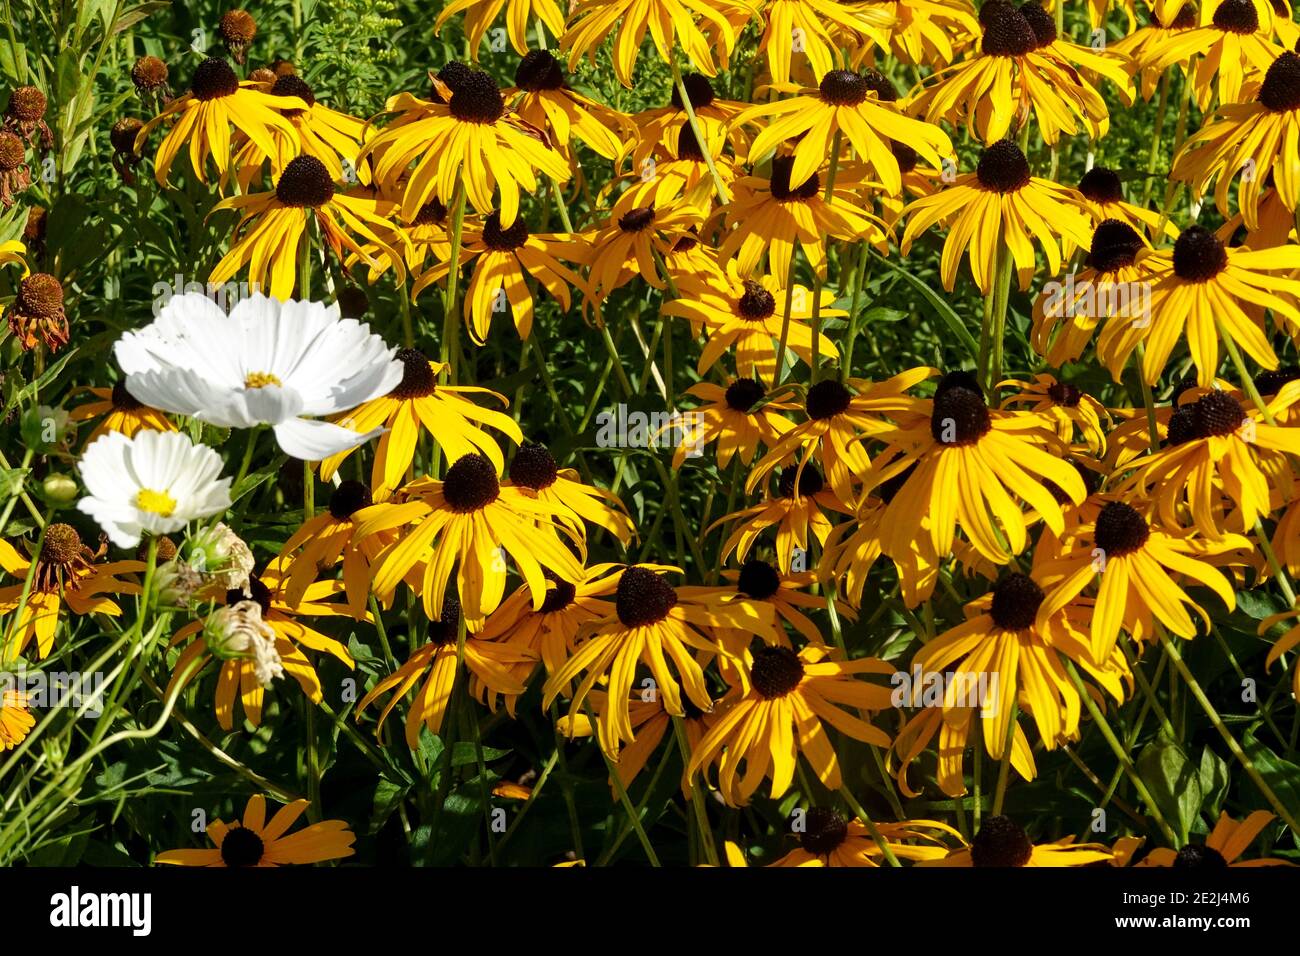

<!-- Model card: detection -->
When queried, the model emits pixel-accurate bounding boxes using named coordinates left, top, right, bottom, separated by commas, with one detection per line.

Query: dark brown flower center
left=275, top=154, right=334, bottom=207
left=778, top=465, right=824, bottom=498
left=800, top=807, right=849, bottom=855
left=931, top=386, right=991, bottom=445
left=819, top=70, right=870, bottom=106
left=1172, top=226, right=1228, bottom=282
left=976, top=139, right=1031, bottom=193
left=432, top=61, right=473, bottom=102
left=540, top=574, right=576, bottom=613
left=981, top=5, right=1038, bottom=56
left=131, top=56, right=169, bottom=92
left=873, top=463, right=916, bottom=504
left=482, top=210, right=530, bottom=250
left=329, top=480, right=373, bottom=520
left=219, top=10, right=258, bottom=44
left=1077, top=166, right=1124, bottom=204
left=441, top=454, right=501, bottom=513
left=111, top=380, right=143, bottom=411
left=448, top=69, right=505, bottom=123
left=751, top=645, right=805, bottom=698
left=110, top=118, right=144, bottom=155
left=17, top=273, right=63, bottom=318
left=618, top=206, right=655, bottom=233
left=390, top=348, right=437, bottom=399
left=737, top=558, right=782, bottom=600
left=891, top=140, right=918, bottom=174
left=806, top=379, right=852, bottom=420
left=413, top=199, right=448, bottom=227
left=615, top=566, right=678, bottom=627
left=0, top=131, right=24, bottom=171
left=737, top=280, right=776, bottom=320
left=1047, top=381, right=1083, bottom=407
left=271, top=74, right=316, bottom=111
left=428, top=592, right=462, bottom=645
left=219, top=825, right=265, bottom=866
left=6, top=85, right=47, bottom=122
left=1173, top=844, right=1230, bottom=868
left=769, top=155, right=820, bottom=201
left=515, top=50, right=566, bottom=92
left=1254, top=366, right=1300, bottom=396
left=1192, top=390, right=1246, bottom=436
left=971, top=815, right=1033, bottom=867
left=1170, top=4, right=1198, bottom=28
left=41, top=523, right=83, bottom=564
left=989, top=573, right=1045, bottom=630
left=1165, top=405, right=1203, bottom=446
left=1093, top=501, right=1149, bottom=557
left=1019, top=2, right=1057, bottom=47
left=1087, top=219, right=1143, bottom=272
left=1260, top=51, right=1300, bottom=111
left=189, top=57, right=240, bottom=101
left=670, top=73, right=715, bottom=110
left=139, top=535, right=178, bottom=563
left=228, top=574, right=272, bottom=615
left=725, top=377, right=766, bottom=412
left=1212, top=0, right=1259, bottom=33
left=509, top=441, right=558, bottom=490
left=676, top=123, right=705, bottom=162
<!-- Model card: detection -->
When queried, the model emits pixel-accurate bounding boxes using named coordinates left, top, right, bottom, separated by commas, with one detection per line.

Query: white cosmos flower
left=77, top=430, right=234, bottom=548
left=114, top=292, right=403, bottom=460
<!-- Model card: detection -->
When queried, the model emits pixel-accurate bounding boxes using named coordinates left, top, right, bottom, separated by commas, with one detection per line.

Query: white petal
left=273, top=418, right=386, bottom=460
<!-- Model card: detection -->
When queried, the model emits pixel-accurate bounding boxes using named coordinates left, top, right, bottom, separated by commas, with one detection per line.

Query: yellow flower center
left=135, top=488, right=177, bottom=516
left=244, top=371, right=282, bottom=389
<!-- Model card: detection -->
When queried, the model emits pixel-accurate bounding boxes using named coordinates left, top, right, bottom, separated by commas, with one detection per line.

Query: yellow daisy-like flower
left=560, top=0, right=755, bottom=88
left=154, top=794, right=356, bottom=867
left=1135, top=224, right=1300, bottom=385
left=354, top=453, right=587, bottom=624
left=1035, top=501, right=1244, bottom=660
left=0, top=690, right=34, bottom=751
left=356, top=590, right=534, bottom=745
left=505, top=441, right=636, bottom=546
left=319, top=349, right=524, bottom=497
left=869, top=372, right=1087, bottom=565
left=544, top=565, right=779, bottom=754
left=670, top=377, right=797, bottom=469
left=360, top=69, right=569, bottom=227
left=908, top=4, right=1119, bottom=146
left=413, top=209, right=591, bottom=344
left=585, top=199, right=702, bottom=301
left=716, top=463, right=852, bottom=574
left=686, top=642, right=893, bottom=806
left=662, top=266, right=842, bottom=384
left=1070, top=165, right=1179, bottom=253
left=923, top=814, right=1113, bottom=866
left=435, top=0, right=567, bottom=57
left=736, top=68, right=953, bottom=198
left=1139, top=811, right=1294, bottom=866
left=998, top=373, right=1111, bottom=457
left=1125, top=385, right=1300, bottom=537
left=1136, top=0, right=1281, bottom=111
left=900, top=138, right=1093, bottom=294
left=166, top=571, right=357, bottom=731
left=208, top=155, right=406, bottom=301
left=1110, top=3, right=1199, bottom=101
left=0, top=524, right=142, bottom=660
left=769, top=810, right=964, bottom=866
left=862, top=0, right=981, bottom=68
left=631, top=73, right=750, bottom=170
left=506, top=51, right=636, bottom=163
left=710, top=558, right=846, bottom=647
left=758, top=0, right=893, bottom=85
left=135, top=56, right=303, bottom=186
left=716, top=154, right=889, bottom=279
left=1173, top=50, right=1300, bottom=231
left=67, top=382, right=176, bottom=443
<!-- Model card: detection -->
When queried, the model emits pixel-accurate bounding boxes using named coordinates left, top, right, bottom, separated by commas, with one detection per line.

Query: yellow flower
left=155, top=794, right=356, bottom=866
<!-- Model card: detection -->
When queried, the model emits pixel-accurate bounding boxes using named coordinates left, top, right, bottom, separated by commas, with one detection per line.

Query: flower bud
left=20, top=404, right=71, bottom=453
left=40, top=472, right=78, bottom=504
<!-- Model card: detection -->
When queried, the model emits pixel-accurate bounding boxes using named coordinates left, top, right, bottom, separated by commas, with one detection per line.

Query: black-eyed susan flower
left=0, top=690, right=34, bottom=751
left=356, top=592, right=533, bottom=744
left=208, top=155, right=405, bottom=301
left=900, top=139, right=1094, bottom=294
left=134, top=56, right=302, bottom=186
left=737, top=68, right=953, bottom=198
left=506, top=441, right=635, bottom=546
left=1017, top=2, right=1137, bottom=113
left=167, top=570, right=357, bottom=730
left=67, top=382, right=176, bottom=444
left=506, top=51, right=636, bottom=164
left=155, top=794, right=356, bottom=866
left=908, top=3, right=1116, bottom=145
left=619, top=123, right=741, bottom=209
left=769, top=810, right=964, bottom=866
left=710, top=557, right=843, bottom=646
left=747, top=368, right=934, bottom=504
left=1136, top=0, right=1282, bottom=111
left=669, top=377, right=797, bottom=469
left=319, top=348, right=524, bottom=497
left=686, top=643, right=893, bottom=806
left=544, top=565, right=778, bottom=754
left=561, top=0, right=751, bottom=88
left=436, top=0, right=567, bottom=57
left=1072, top=165, right=1179, bottom=250
left=865, top=0, right=981, bottom=67
left=361, top=68, right=569, bottom=227
left=924, top=814, right=1113, bottom=866
left=1030, top=219, right=1164, bottom=383
left=663, top=267, right=842, bottom=384
left=355, top=453, right=586, bottom=624
left=715, top=154, right=889, bottom=279
left=998, top=374, right=1111, bottom=456
left=1111, top=3, right=1199, bottom=100
left=717, top=464, right=852, bottom=574
left=630, top=73, right=749, bottom=171
left=413, top=209, right=591, bottom=344
left=869, top=372, right=1086, bottom=565
left=758, top=0, right=893, bottom=85
left=1126, top=387, right=1300, bottom=537
left=1136, top=225, right=1300, bottom=385
left=1139, top=811, right=1293, bottom=866
left=0, top=524, right=142, bottom=659
left=585, top=199, right=701, bottom=300
left=1173, top=49, right=1300, bottom=231
left=1035, top=500, right=1244, bottom=659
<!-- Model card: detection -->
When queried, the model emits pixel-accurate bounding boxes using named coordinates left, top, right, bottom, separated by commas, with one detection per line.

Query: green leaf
left=1242, top=730, right=1300, bottom=814
left=1198, top=747, right=1230, bottom=820
left=1136, top=731, right=1201, bottom=844
left=867, top=250, right=980, bottom=359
